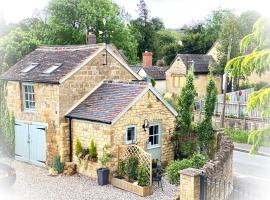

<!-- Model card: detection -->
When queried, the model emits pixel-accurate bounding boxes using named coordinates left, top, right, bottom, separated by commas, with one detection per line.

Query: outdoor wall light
left=142, top=119, right=149, bottom=131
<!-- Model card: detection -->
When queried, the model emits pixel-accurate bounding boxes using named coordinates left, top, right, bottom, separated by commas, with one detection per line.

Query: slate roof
left=143, top=66, right=167, bottom=80
left=0, top=44, right=104, bottom=84
left=130, top=66, right=142, bottom=74
left=178, top=54, right=215, bottom=74
left=66, top=81, right=149, bottom=124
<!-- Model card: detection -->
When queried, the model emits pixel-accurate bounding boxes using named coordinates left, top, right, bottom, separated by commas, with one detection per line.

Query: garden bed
left=111, top=176, right=152, bottom=197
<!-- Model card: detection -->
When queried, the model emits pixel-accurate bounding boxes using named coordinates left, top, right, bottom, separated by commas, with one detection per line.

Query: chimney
left=87, top=32, right=96, bottom=44
left=143, top=51, right=153, bottom=68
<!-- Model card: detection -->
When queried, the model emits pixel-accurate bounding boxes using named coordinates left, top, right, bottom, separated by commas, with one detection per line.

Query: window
left=148, top=124, right=160, bottom=147
left=22, top=83, right=35, bottom=111
left=21, top=63, right=39, bottom=73
left=43, top=63, right=62, bottom=74
left=173, top=75, right=185, bottom=88
left=125, top=126, right=136, bottom=144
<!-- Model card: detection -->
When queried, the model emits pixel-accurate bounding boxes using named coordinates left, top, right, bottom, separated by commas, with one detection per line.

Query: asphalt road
left=233, top=150, right=270, bottom=200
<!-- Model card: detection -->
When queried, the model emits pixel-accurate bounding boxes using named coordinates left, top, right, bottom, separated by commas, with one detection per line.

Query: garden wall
left=176, top=130, right=234, bottom=200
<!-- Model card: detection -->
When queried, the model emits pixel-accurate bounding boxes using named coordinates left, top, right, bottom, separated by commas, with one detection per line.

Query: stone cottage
left=166, top=53, right=221, bottom=97
left=66, top=80, right=177, bottom=177
left=0, top=42, right=177, bottom=173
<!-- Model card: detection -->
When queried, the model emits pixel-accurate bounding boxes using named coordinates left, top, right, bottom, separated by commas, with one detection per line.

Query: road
left=233, top=150, right=270, bottom=199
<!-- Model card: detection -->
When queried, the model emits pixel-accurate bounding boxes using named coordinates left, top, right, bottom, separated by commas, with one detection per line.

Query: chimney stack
left=142, top=51, right=153, bottom=68
left=87, top=32, right=96, bottom=44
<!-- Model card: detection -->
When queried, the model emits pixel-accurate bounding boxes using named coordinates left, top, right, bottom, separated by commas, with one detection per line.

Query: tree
left=197, top=67, right=218, bottom=154
left=176, top=69, right=196, bottom=136
left=225, top=18, right=270, bottom=153
left=47, top=0, right=138, bottom=63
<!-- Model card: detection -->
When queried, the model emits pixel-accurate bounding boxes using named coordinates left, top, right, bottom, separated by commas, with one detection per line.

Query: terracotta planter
left=111, top=177, right=152, bottom=197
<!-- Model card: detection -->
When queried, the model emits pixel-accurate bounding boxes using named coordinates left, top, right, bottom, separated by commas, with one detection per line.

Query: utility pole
left=221, top=38, right=232, bottom=128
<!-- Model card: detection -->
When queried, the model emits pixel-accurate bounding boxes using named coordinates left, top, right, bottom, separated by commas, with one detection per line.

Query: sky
left=0, top=0, right=269, bottom=29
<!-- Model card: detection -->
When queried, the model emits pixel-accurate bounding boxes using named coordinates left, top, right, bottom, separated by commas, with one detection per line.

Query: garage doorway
left=15, top=121, right=46, bottom=167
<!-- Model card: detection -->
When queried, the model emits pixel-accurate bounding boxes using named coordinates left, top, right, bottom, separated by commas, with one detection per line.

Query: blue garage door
left=15, top=122, right=46, bottom=167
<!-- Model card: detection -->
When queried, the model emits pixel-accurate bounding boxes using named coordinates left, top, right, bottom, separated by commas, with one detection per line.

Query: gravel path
left=1, top=160, right=178, bottom=200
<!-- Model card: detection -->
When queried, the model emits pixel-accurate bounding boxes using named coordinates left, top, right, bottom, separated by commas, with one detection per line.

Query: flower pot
left=97, top=168, right=110, bottom=186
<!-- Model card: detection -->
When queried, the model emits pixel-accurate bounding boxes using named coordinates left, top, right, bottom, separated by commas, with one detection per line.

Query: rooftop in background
left=131, top=66, right=167, bottom=80
left=177, top=54, right=215, bottom=74
left=66, top=81, right=149, bottom=124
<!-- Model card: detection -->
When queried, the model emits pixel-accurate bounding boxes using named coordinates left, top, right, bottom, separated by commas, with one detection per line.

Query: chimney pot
left=87, top=33, right=96, bottom=44
left=143, top=51, right=153, bottom=68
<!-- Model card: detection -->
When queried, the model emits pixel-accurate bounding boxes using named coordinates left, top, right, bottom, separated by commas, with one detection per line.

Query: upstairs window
left=21, top=63, right=39, bottom=73
left=173, top=75, right=185, bottom=88
left=125, top=126, right=136, bottom=144
left=43, top=63, right=62, bottom=74
left=22, top=83, right=35, bottom=111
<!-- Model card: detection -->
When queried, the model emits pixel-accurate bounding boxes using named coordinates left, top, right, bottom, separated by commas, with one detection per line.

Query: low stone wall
left=194, top=112, right=269, bottom=131
left=178, top=130, right=234, bottom=200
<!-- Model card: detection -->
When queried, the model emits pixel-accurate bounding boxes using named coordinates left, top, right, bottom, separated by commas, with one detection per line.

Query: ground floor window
left=148, top=124, right=160, bottom=147
left=125, top=125, right=136, bottom=144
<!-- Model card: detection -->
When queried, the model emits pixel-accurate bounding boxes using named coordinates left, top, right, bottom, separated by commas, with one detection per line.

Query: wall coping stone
left=179, top=168, right=202, bottom=177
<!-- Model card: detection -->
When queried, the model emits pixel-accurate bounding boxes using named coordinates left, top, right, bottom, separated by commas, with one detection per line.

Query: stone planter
left=111, top=177, right=152, bottom=197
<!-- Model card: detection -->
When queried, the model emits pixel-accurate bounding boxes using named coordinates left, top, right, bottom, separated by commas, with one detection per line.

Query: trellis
left=117, top=145, right=152, bottom=186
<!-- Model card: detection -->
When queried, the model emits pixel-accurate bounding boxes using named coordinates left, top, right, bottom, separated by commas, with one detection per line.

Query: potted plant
left=88, top=139, right=98, bottom=162
left=97, top=145, right=112, bottom=186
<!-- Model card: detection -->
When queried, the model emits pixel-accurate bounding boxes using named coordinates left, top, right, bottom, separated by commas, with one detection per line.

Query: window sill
left=147, top=145, right=161, bottom=150
left=23, top=109, right=36, bottom=113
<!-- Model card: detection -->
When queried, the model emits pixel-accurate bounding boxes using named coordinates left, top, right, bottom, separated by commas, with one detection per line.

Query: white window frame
left=22, top=83, right=36, bottom=111
left=125, top=125, right=137, bottom=144
left=147, top=123, right=161, bottom=149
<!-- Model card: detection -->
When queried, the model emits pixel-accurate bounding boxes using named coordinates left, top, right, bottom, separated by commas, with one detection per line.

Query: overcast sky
left=0, top=0, right=269, bottom=28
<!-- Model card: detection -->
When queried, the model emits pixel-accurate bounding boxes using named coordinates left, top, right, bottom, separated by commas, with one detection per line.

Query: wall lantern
left=142, top=119, right=149, bottom=131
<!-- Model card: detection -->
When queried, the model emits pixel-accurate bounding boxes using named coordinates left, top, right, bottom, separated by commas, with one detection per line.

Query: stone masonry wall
left=112, top=90, right=176, bottom=165
left=6, top=81, right=60, bottom=164
left=71, top=90, right=176, bottom=179
left=178, top=130, right=234, bottom=200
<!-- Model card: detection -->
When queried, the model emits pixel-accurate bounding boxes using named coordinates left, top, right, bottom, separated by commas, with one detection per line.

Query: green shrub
left=127, top=156, right=139, bottom=182
left=100, top=145, right=112, bottom=167
left=88, top=139, right=97, bottom=159
left=179, top=140, right=196, bottom=158
left=167, top=159, right=192, bottom=185
left=138, top=165, right=149, bottom=187
left=167, top=154, right=207, bottom=185
left=119, top=159, right=126, bottom=178
left=224, top=128, right=249, bottom=144
left=75, top=139, right=83, bottom=157
left=52, top=155, right=64, bottom=173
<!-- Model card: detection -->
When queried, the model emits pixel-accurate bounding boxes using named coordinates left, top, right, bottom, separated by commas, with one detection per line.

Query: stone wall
left=194, top=112, right=269, bottom=131
left=178, top=130, right=234, bottom=200
left=6, top=81, right=60, bottom=163
left=71, top=90, right=176, bottom=179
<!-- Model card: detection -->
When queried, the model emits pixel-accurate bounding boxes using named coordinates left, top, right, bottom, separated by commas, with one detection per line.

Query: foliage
left=127, top=156, right=139, bottom=182
left=167, top=153, right=207, bottom=185
left=150, top=78, right=156, bottom=87
left=75, top=139, right=83, bottom=157
left=179, top=140, right=196, bottom=158
left=225, top=18, right=270, bottom=152
left=248, top=127, right=270, bottom=154
left=118, top=159, right=126, bottom=178
left=164, top=96, right=177, bottom=110
left=100, top=145, right=112, bottom=167
left=88, top=139, right=97, bottom=159
left=52, top=155, right=64, bottom=173
left=224, top=128, right=249, bottom=144
left=138, top=165, right=149, bottom=187
left=176, top=69, right=196, bottom=136
left=197, top=70, right=217, bottom=152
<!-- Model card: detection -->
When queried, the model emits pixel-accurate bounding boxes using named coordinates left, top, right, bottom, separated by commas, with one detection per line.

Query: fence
left=217, top=88, right=254, bottom=104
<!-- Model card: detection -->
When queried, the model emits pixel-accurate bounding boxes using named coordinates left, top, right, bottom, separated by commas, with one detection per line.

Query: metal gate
left=15, top=122, right=46, bottom=167
left=199, top=173, right=264, bottom=200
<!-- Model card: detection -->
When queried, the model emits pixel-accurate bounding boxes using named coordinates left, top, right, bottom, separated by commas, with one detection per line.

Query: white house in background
left=131, top=51, right=167, bottom=95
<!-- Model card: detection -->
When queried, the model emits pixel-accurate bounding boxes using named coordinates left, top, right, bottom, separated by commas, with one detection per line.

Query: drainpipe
left=68, top=117, right=73, bottom=162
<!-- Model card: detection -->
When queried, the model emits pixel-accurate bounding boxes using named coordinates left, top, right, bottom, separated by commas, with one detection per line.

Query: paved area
left=234, top=142, right=270, bottom=157
left=0, top=160, right=178, bottom=200
left=233, top=150, right=270, bottom=199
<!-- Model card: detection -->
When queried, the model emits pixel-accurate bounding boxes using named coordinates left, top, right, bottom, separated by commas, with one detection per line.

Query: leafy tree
left=176, top=69, right=196, bottom=136
left=225, top=18, right=270, bottom=153
left=197, top=67, right=218, bottom=153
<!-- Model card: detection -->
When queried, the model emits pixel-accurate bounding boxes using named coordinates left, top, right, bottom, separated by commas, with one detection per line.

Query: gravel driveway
left=1, top=160, right=178, bottom=200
